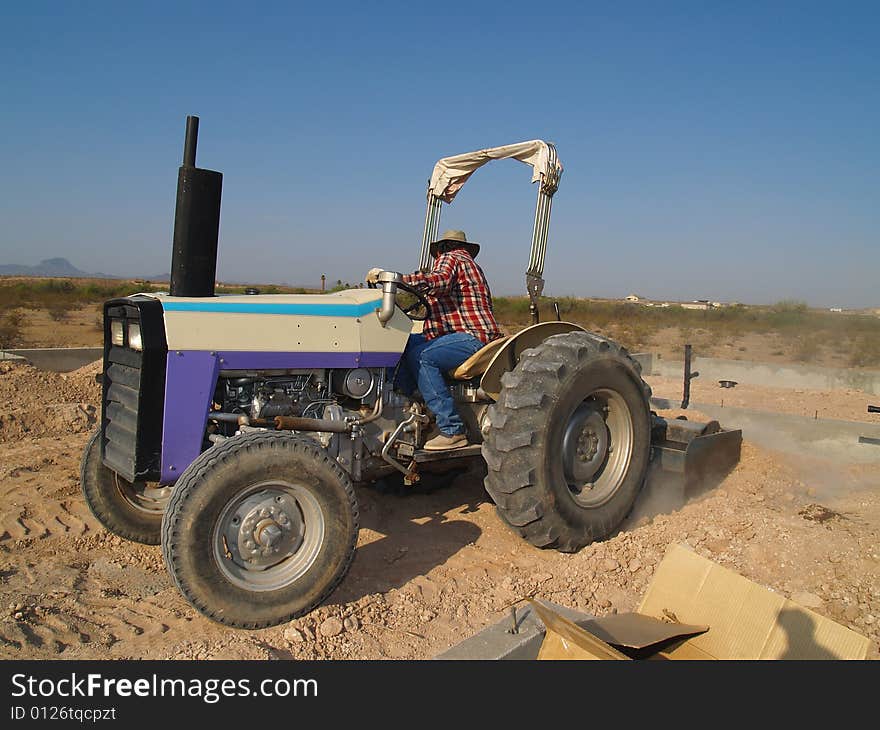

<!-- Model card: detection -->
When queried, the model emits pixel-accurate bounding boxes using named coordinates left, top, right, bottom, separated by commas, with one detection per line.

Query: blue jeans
left=393, top=332, right=483, bottom=436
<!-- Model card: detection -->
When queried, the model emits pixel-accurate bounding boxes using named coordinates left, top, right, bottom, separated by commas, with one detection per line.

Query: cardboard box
left=534, top=543, right=872, bottom=660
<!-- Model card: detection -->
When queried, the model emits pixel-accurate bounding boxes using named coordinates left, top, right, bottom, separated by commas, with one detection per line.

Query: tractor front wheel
left=482, top=332, right=652, bottom=552
left=161, top=431, right=358, bottom=629
left=80, top=429, right=171, bottom=545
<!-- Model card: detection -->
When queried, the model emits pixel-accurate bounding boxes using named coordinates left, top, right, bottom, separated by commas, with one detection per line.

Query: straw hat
left=429, top=229, right=480, bottom=259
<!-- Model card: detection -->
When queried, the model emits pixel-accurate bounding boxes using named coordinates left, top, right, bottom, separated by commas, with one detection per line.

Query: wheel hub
left=212, top=480, right=326, bottom=593
left=562, top=404, right=610, bottom=484
left=226, top=492, right=305, bottom=569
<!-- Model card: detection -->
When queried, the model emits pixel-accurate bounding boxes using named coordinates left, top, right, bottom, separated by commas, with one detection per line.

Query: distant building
left=624, top=294, right=641, bottom=302
left=829, top=307, right=843, bottom=313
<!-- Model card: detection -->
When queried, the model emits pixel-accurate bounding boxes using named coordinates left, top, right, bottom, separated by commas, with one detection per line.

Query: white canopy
left=427, top=140, right=563, bottom=203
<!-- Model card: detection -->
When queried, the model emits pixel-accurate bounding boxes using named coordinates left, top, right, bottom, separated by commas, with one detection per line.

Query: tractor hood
left=145, top=290, right=412, bottom=365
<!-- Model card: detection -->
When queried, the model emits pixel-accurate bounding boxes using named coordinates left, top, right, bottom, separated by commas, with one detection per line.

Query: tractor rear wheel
left=80, top=429, right=171, bottom=545
left=482, top=332, right=651, bottom=552
left=161, top=431, right=358, bottom=629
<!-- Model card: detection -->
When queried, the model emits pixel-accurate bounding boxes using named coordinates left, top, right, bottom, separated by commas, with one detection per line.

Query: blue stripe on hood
left=161, top=299, right=381, bottom=317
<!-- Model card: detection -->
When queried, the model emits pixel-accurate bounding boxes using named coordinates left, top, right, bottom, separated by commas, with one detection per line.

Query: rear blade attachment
left=649, top=414, right=742, bottom=492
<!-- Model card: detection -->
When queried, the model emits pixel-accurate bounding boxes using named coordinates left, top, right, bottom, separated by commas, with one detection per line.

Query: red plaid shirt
left=402, top=250, right=502, bottom=344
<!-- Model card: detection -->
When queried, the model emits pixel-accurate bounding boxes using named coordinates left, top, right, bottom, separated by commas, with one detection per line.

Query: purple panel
left=157, top=349, right=403, bottom=483
left=215, top=351, right=402, bottom=369
left=160, top=351, right=220, bottom=484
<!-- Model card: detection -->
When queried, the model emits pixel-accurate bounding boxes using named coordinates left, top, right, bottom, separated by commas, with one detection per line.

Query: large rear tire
left=161, top=431, right=358, bottom=629
left=80, top=429, right=171, bottom=545
left=482, top=332, right=651, bottom=552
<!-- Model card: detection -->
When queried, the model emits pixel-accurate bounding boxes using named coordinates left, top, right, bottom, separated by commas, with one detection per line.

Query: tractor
left=80, top=117, right=740, bottom=628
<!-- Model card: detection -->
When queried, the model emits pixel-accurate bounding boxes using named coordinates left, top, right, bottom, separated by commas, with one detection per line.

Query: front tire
left=80, top=429, right=171, bottom=545
left=161, top=431, right=358, bottom=629
left=482, top=332, right=651, bottom=552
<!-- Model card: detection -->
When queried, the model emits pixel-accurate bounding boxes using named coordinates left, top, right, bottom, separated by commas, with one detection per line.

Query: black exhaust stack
left=169, top=115, right=223, bottom=297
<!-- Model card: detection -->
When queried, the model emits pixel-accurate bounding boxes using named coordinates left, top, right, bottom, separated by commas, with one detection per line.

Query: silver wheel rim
left=212, top=480, right=325, bottom=592
left=561, top=388, right=634, bottom=508
left=113, top=474, right=171, bottom=515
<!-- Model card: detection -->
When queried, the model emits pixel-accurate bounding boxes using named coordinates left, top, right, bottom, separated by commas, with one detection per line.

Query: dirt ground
left=0, top=359, right=877, bottom=660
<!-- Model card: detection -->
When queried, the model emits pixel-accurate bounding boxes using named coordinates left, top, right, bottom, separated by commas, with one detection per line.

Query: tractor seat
left=449, top=336, right=510, bottom=380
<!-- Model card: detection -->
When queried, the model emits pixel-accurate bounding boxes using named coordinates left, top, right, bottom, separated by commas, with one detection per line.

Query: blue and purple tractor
left=80, top=118, right=741, bottom=628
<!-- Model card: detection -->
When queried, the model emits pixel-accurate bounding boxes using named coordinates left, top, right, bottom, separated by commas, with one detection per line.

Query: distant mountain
left=0, top=257, right=124, bottom=279
left=0, top=259, right=311, bottom=288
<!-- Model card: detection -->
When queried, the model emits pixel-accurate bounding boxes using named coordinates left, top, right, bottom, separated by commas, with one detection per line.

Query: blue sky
left=1, top=1, right=877, bottom=308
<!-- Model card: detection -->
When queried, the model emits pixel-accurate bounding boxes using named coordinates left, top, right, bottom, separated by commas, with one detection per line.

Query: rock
left=343, top=616, right=359, bottom=632
left=790, top=591, right=823, bottom=609
left=283, top=627, right=304, bottom=643
left=705, top=538, right=730, bottom=554
left=843, top=605, right=860, bottom=622
left=628, top=559, right=642, bottom=573
left=319, top=618, right=343, bottom=637
left=602, top=559, right=619, bottom=572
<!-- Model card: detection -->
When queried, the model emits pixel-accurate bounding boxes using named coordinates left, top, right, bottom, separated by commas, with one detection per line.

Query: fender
left=480, top=321, right=586, bottom=400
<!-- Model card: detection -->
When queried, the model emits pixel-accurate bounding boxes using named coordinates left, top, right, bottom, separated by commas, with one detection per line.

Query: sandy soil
left=0, top=360, right=877, bottom=660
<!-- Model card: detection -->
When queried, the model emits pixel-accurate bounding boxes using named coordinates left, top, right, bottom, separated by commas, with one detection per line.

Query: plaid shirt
left=402, top=250, right=502, bottom=344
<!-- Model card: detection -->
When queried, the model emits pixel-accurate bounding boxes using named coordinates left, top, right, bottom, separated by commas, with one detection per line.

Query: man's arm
left=401, top=253, right=456, bottom=295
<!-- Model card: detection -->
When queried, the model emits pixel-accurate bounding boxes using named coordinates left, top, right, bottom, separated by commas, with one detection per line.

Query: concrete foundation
left=434, top=601, right=595, bottom=660
left=651, top=356, right=880, bottom=395
left=0, top=348, right=102, bottom=373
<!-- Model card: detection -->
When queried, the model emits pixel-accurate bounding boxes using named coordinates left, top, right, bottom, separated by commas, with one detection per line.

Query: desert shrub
left=793, top=334, right=823, bottom=363
left=49, top=305, right=70, bottom=322
left=0, top=311, right=25, bottom=348
left=849, top=336, right=880, bottom=368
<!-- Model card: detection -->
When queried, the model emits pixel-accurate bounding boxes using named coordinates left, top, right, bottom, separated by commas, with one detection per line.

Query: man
left=366, top=230, right=502, bottom=450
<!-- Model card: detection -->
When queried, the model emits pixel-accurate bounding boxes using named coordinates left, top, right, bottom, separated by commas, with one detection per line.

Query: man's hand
left=365, top=267, right=383, bottom=285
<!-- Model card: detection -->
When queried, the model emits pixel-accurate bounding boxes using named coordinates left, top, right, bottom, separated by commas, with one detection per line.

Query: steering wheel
left=365, top=277, right=431, bottom=321
left=394, top=281, right=431, bottom=322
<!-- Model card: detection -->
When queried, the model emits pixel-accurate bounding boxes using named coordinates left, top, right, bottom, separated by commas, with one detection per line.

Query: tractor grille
left=102, top=345, right=142, bottom=480
left=101, top=298, right=167, bottom=483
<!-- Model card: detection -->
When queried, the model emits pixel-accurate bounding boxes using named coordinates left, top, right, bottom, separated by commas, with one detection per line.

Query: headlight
left=110, top=319, right=125, bottom=346
left=128, top=322, right=143, bottom=351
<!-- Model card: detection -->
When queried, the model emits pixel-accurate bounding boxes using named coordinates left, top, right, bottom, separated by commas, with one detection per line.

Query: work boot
left=423, top=433, right=469, bottom=451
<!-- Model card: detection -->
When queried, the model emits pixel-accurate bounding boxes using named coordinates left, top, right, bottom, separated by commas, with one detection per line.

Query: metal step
left=413, top=444, right=483, bottom=463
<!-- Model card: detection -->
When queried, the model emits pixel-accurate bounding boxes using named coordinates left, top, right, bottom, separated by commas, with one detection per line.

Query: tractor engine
left=215, top=367, right=383, bottom=424
left=219, top=372, right=331, bottom=421
left=210, top=366, right=424, bottom=484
